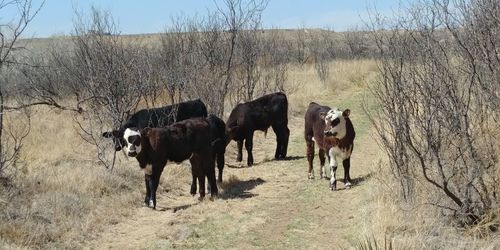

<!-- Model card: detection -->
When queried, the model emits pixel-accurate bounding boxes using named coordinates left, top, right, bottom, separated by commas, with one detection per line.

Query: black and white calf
left=304, top=102, right=356, bottom=190
left=123, top=118, right=218, bottom=209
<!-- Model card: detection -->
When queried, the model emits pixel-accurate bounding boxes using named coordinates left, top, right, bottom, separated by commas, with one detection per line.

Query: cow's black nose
left=128, top=151, right=138, bottom=157
left=324, top=131, right=333, bottom=136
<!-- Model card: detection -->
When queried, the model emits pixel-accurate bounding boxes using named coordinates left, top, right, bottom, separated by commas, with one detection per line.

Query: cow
left=102, top=99, right=208, bottom=151
left=226, top=92, right=290, bottom=166
left=304, top=102, right=355, bottom=190
left=123, top=117, right=218, bottom=209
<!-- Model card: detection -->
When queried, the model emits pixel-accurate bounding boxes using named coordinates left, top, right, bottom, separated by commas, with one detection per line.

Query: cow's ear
left=342, top=109, right=351, bottom=117
left=102, top=131, right=112, bottom=138
left=319, top=112, right=327, bottom=120
left=102, top=130, right=120, bottom=138
left=141, top=127, right=151, bottom=137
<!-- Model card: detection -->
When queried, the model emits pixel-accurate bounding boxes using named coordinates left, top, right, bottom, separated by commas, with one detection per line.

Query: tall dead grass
left=355, top=157, right=500, bottom=249
left=0, top=59, right=497, bottom=249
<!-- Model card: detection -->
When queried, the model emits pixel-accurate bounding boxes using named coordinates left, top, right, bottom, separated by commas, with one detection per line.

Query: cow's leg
left=190, top=156, right=203, bottom=197
left=280, top=126, right=290, bottom=159
left=149, top=173, right=161, bottom=209
left=197, top=170, right=206, bottom=200
left=245, top=133, right=254, bottom=166
left=319, top=148, right=326, bottom=179
left=236, top=140, right=243, bottom=162
left=190, top=166, right=197, bottom=196
left=328, top=148, right=338, bottom=191
left=206, top=154, right=218, bottom=198
left=306, top=138, right=315, bottom=179
left=191, top=154, right=206, bottom=200
left=144, top=174, right=152, bottom=206
left=272, top=124, right=290, bottom=159
left=216, top=150, right=224, bottom=183
left=343, top=158, right=352, bottom=188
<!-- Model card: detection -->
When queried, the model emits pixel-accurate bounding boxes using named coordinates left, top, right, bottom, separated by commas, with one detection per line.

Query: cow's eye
left=331, top=118, right=340, bottom=127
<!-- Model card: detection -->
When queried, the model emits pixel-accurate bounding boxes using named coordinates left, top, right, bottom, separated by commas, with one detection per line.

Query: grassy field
left=0, top=59, right=497, bottom=249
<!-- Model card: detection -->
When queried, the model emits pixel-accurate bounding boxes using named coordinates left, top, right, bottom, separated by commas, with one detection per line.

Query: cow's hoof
left=308, top=175, right=315, bottom=180
left=330, top=185, right=337, bottom=191
left=148, top=200, right=155, bottom=208
left=345, top=182, right=352, bottom=189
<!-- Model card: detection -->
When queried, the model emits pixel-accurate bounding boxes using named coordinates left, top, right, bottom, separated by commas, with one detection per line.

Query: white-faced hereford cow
left=226, top=92, right=290, bottom=166
left=123, top=117, right=220, bottom=209
left=304, top=102, right=355, bottom=190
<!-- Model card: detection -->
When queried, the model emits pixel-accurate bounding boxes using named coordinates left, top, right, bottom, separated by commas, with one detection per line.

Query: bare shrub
left=343, top=26, right=371, bottom=59
left=369, top=0, right=499, bottom=224
left=18, top=7, right=158, bottom=170
left=158, top=0, right=269, bottom=116
left=0, top=0, right=43, bottom=179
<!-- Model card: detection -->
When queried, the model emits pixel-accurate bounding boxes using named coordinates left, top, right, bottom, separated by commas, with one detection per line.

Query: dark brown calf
left=123, top=118, right=217, bottom=209
left=304, top=102, right=355, bottom=190
left=226, top=92, right=290, bottom=166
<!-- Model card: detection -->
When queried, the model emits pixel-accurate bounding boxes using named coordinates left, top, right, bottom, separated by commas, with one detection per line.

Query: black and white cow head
left=320, top=108, right=350, bottom=139
left=122, top=128, right=145, bottom=157
left=102, top=130, right=127, bottom=151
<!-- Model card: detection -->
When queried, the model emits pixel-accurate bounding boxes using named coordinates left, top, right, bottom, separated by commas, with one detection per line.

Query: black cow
left=123, top=118, right=217, bottom=209
left=226, top=92, right=290, bottom=166
left=102, top=99, right=207, bottom=151
left=304, top=102, right=355, bottom=190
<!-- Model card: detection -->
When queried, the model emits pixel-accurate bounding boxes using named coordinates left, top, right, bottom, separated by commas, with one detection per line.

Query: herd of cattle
left=102, top=92, right=355, bottom=209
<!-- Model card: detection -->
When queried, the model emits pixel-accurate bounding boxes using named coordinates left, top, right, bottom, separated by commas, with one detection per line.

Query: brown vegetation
left=0, top=0, right=498, bottom=248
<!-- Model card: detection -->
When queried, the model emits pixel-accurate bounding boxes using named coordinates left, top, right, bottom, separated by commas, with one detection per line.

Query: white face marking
left=324, top=108, right=347, bottom=139
left=123, top=128, right=142, bottom=156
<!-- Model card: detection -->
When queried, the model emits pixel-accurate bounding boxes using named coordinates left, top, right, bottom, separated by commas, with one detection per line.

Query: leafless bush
left=16, top=7, right=157, bottom=170
left=293, top=27, right=309, bottom=66
left=369, top=0, right=499, bottom=224
left=0, top=0, right=43, bottom=179
left=260, top=30, right=290, bottom=94
left=159, top=0, right=269, bottom=116
left=343, top=26, right=371, bottom=58
left=234, top=25, right=263, bottom=102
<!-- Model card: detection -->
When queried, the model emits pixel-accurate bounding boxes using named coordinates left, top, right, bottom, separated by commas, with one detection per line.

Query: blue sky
left=2, top=0, right=403, bottom=38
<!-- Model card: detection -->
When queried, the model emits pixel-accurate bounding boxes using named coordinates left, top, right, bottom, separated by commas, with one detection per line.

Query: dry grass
left=0, top=59, right=498, bottom=249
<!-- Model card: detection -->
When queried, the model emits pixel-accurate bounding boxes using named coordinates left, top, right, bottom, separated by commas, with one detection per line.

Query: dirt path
left=88, top=112, right=382, bottom=249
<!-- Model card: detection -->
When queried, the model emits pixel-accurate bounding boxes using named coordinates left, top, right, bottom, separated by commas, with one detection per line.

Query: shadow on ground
left=349, top=172, right=374, bottom=185
left=226, top=155, right=305, bottom=168
left=316, top=172, right=375, bottom=191
left=219, top=177, right=265, bottom=199
left=150, top=203, right=198, bottom=213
